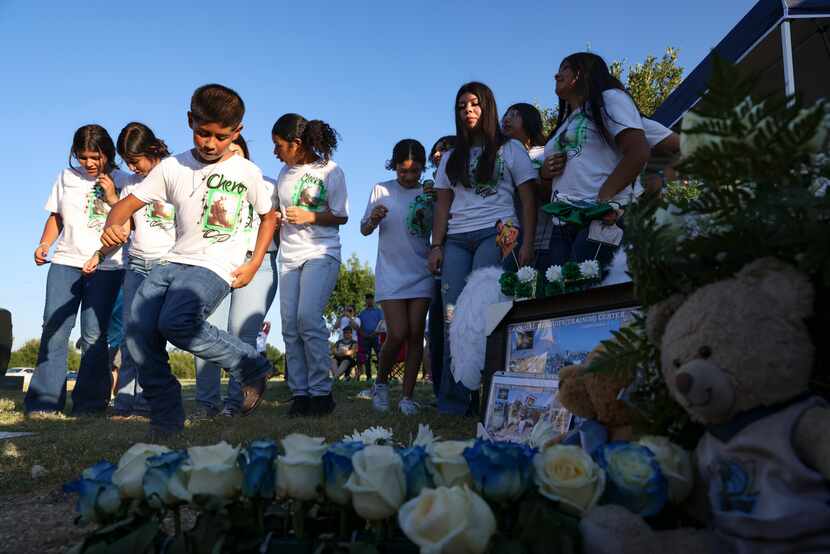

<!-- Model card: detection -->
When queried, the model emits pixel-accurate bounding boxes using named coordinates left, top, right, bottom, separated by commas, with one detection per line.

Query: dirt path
left=0, top=488, right=86, bottom=553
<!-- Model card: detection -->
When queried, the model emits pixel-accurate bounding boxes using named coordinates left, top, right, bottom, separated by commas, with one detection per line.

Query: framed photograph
left=482, top=373, right=572, bottom=443
left=481, top=282, right=638, bottom=419
left=505, top=307, right=639, bottom=377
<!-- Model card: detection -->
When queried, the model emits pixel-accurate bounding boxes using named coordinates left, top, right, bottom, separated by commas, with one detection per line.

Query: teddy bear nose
left=676, top=373, right=694, bottom=395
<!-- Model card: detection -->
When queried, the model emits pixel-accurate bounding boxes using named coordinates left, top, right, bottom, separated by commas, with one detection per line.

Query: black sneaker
left=287, top=395, right=310, bottom=417
left=310, top=394, right=336, bottom=417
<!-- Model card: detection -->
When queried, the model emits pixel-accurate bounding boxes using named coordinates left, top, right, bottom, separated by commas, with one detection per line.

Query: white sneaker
left=356, top=388, right=373, bottom=400
left=372, top=383, right=389, bottom=413
left=399, top=397, right=420, bottom=416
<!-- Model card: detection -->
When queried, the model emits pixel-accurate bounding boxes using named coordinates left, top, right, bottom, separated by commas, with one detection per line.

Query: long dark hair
left=505, top=103, right=546, bottom=147
left=551, top=52, right=638, bottom=145
left=272, top=113, right=339, bottom=162
left=446, top=82, right=505, bottom=188
left=429, top=135, right=456, bottom=168
left=385, top=139, right=426, bottom=170
left=69, top=124, right=118, bottom=174
left=117, top=122, right=170, bottom=162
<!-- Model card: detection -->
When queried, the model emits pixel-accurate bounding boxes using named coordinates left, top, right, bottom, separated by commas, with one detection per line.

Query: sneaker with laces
left=399, top=397, right=420, bottom=416
left=371, top=383, right=389, bottom=412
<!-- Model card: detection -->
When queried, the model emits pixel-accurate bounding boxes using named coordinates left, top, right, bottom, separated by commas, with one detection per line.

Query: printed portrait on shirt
left=291, top=174, right=328, bottom=212
left=86, top=184, right=111, bottom=229
left=469, top=154, right=504, bottom=199
left=554, top=113, right=588, bottom=160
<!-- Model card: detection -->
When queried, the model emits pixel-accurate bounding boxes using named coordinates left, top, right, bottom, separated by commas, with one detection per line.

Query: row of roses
left=65, top=425, right=692, bottom=553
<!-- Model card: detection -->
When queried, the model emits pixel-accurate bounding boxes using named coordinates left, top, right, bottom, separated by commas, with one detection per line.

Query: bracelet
left=38, top=242, right=50, bottom=248
left=95, top=250, right=105, bottom=263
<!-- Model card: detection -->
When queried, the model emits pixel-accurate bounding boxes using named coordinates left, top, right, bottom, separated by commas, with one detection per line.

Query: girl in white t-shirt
left=25, top=125, right=129, bottom=416
left=501, top=102, right=551, bottom=269
left=272, top=114, right=348, bottom=418
left=429, top=82, right=539, bottom=416
left=537, top=52, right=650, bottom=272
left=361, top=139, right=433, bottom=416
left=194, top=135, right=280, bottom=417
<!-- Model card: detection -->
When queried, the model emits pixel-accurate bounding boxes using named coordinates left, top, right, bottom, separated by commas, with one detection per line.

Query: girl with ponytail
left=272, top=113, right=348, bottom=417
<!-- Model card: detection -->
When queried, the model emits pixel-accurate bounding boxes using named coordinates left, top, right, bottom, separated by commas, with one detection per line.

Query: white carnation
left=579, top=260, right=600, bottom=279
left=517, top=266, right=537, bottom=283
left=344, top=426, right=394, bottom=446
left=545, top=265, right=563, bottom=283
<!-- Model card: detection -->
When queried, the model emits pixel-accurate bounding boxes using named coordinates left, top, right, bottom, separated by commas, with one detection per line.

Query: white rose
left=187, top=441, right=243, bottom=500
left=344, top=445, right=406, bottom=520
left=638, top=436, right=693, bottom=503
left=398, top=486, right=496, bottom=554
left=430, top=441, right=473, bottom=488
left=112, top=443, right=170, bottom=498
left=527, top=420, right=560, bottom=450
left=277, top=434, right=327, bottom=501
left=534, top=445, right=605, bottom=515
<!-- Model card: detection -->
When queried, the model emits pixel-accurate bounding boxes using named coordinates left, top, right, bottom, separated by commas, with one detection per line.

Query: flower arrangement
left=63, top=425, right=690, bottom=553
left=543, top=260, right=602, bottom=296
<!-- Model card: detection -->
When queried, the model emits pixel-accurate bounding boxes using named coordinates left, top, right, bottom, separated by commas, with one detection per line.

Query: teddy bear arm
left=794, top=406, right=830, bottom=480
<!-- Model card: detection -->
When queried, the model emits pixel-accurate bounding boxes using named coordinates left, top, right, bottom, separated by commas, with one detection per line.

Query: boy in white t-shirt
left=100, top=84, right=278, bottom=436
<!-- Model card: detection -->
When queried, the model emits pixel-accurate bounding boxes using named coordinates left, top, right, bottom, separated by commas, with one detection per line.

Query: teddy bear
left=580, top=258, right=830, bottom=554
left=557, top=346, right=637, bottom=442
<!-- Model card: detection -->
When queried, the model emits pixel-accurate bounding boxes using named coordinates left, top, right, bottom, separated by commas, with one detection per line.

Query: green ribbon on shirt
left=541, top=201, right=613, bottom=227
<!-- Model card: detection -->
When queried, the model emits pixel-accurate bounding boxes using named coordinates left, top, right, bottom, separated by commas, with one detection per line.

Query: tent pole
left=781, top=20, right=796, bottom=99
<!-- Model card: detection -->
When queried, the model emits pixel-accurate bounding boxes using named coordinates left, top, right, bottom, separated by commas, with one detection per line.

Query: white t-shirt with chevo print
left=121, top=174, right=176, bottom=261
left=361, top=179, right=433, bottom=302
left=131, top=150, right=273, bottom=285
left=275, top=160, right=348, bottom=270
left=44, top=168, right=130, bottom=270
left=434, top=139, right=537, bottom=234
left=544, top=88, right=644, bottom=205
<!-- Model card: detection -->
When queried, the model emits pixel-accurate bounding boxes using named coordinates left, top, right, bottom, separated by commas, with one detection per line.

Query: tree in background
left=9, top=338, right=80, bottom=372
left=265, top=343, right=285, bottom=376
left=539, top=47, right=683, bottom=133
left=324, top=253, right=375, bottom=328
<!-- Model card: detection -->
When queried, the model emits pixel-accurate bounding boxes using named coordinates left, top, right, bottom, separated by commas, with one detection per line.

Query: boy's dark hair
left=504, top=103, right=546, bottom=147
left=70, top=124, right=119, bottom=174
left=272, top=113, right=339, bottom=162
left=117, top=122, right=170, bottom=162
left=446, top=82, right=505, bottom=188
left=365, top=293, right=374, bottom=299
left=385, top=138, right=426, bottom=171
left=429, top=135, right=456, bottom=167
left=190, top=84, right=245, bottom=129
left=551, top=52, right=638, bottom=145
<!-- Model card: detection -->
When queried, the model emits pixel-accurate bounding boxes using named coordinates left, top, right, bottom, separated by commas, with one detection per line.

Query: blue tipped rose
left=462, top=439, right=536, bottom=503
left=322, top=441, right=365, bottom=505
left=594, top=442, right=668, bottom=517
left=238, top=440, right=278, bottom=498
left=398, top=445, right=435, bottom=499
left=143, top=450, right=192, bottom=508
left=63, top=460, right=121, bottom=524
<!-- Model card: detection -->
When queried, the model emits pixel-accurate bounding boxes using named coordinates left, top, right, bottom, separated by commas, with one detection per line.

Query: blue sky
left=0, top=0, right=755, bottom=351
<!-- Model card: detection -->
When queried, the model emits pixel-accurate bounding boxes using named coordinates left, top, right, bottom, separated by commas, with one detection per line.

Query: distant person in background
left=194, top=135, right=279, bottom=419
left=357, top=293, right=382, bottom=382
left=332, top=326, right=357, bottom=380
left=0, top=309, right=11, bottom=376
left=336, top=305, right=361, bottom=339
left=26, top=125, right=128, bottom=415
left=425, top=136, right=455, bottom=400
left=361, top=139, right=433, bottom=415
left=257, top=321, right=271, bottom=354
left=501, top=103, right=551, bottom=270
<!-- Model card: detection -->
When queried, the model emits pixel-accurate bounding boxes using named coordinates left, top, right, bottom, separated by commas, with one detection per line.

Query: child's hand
left=101, top=224, right=129, bottom=248
left=427, top=246, right=443, bottom=275
left=82, top=254, right=100, bottom=275
left=97, top=174, right=119, bottom=206
left=540, top=153, right=566, bottom=180
left=230, top=260, right=259, bottom=289
left=370, top=205, right=388, bottom=225
left=274, top=210, right=283, bottom=230
left=284, top=206, right=314, bottom=225
left=34, top=243, right=50, bottom=265
left=518, top=242, right=535, bottom=267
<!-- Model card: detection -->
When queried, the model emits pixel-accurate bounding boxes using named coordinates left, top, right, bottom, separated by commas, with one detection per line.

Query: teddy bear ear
left=645, top=294, right=686, bottom=346
left=736, top=257, right=814, bottom=320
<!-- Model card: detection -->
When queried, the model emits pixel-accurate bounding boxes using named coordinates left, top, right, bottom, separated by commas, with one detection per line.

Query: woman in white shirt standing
left=428, top=82, right=538, bottom=416
left=26, top=125, right=129, bottom=415
left=538, top=52, right=650, bottom=272
left=501, top=103, right=551, bottom=270
left=193, top=135, right=279, bottom=418
left=361, top=139, right=433, bottom=415
left=272, top=114, right=348, bottom=418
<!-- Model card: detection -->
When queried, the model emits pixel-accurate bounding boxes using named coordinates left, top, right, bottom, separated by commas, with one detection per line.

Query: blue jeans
left=195, top=251, right=278, bottom=413
left=358, top=335, right=381, bottom=380
left=537, top=221, right=622, bottom=275
left=427, top=277, right=444, bottom=398
left=24, top=263, right=124, bottom=414
left=113, top=256, right=159, bottom=414
left=439, top=227, right=502, bottom=415
left=280, top=255, right=340, bottom=397
left=127, top=262, right=272, bottom=431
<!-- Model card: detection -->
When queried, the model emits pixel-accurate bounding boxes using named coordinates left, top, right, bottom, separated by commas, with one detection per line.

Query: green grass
left=0, top=378, right=476, bottom=496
